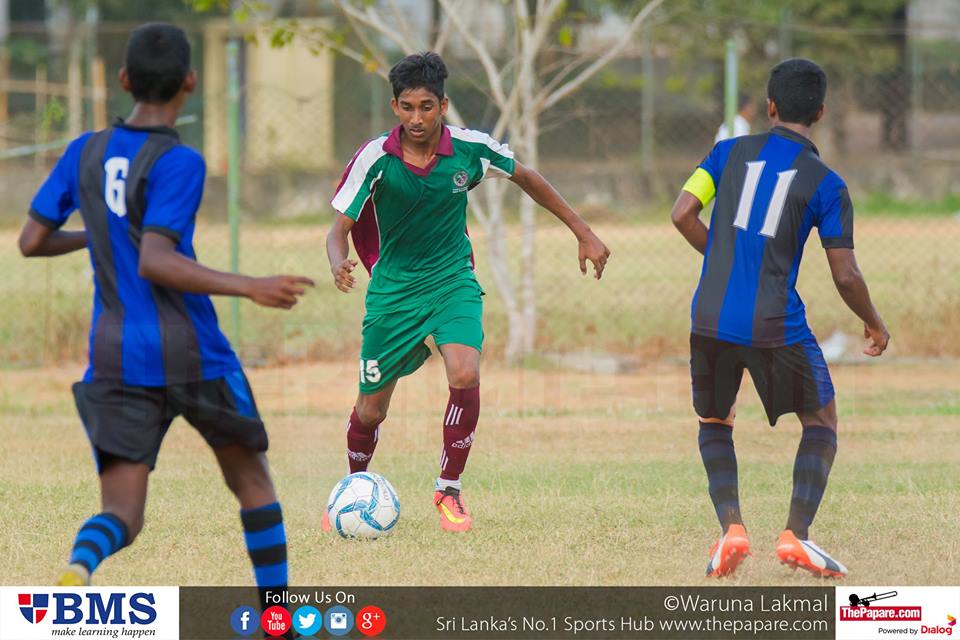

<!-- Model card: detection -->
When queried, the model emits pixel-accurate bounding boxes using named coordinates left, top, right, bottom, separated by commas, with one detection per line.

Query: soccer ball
left=326, top=472, right=400, bottom=539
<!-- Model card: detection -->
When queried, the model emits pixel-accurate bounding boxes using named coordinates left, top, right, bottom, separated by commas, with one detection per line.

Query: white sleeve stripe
left=447, top=126, right=514, bottom=160
left=331, top=137, right=388, bottom=213
left=486, top=163, right=511, bottom=178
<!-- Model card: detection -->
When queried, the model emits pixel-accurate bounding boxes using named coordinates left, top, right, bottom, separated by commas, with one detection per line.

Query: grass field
left=2, top=215, right=960, bottom=366
left=2, top=356, right=958, bottom=587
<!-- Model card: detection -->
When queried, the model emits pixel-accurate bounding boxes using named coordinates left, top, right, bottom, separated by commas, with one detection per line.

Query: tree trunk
left=516, top=112, right=539, bottom=358
left=475, top=177, right=525, bottom=362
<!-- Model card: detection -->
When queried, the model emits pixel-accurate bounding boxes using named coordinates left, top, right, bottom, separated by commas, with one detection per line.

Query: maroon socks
left=346, top=407, right=381, bottom=474
left=439, top=385, right=480, bottom=483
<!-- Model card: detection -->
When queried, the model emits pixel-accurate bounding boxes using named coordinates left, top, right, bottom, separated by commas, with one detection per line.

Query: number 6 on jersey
left=104, top=157, right=129, bottom=217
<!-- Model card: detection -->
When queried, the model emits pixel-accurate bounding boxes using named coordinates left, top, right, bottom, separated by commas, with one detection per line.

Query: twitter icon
left=293, top=605, right=323, bottom=637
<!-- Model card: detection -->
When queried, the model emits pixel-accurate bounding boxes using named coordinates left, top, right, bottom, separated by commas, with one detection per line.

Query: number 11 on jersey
left=732, top=161, right=797, bottom=239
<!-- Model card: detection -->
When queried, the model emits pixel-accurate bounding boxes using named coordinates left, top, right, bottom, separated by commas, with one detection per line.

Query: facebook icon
left=230, top=606, right=259, bottom=636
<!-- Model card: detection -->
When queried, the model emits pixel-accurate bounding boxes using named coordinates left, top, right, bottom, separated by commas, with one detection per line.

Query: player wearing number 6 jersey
left=18, top=24, right=311, bottom=601
left=327, top=52, right=610, bottom=532
left=670, top=58, right=889, bottom=578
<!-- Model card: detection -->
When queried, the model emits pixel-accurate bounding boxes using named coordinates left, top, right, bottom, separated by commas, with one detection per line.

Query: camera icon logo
left=324, top=606, right=354, bottom=636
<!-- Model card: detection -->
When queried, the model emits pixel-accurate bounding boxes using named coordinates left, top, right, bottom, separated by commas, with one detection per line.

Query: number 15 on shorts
left=360, top=359, right=381, bottom=384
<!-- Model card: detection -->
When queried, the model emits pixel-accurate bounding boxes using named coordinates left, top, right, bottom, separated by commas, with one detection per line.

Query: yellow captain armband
left=682, top=167, right=716, bottom=207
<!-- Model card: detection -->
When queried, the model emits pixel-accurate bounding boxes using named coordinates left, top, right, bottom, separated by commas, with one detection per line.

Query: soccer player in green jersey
left=325, top=52, right=610, bottom=532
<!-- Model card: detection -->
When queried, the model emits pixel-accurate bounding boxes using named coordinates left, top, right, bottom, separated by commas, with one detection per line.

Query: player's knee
left=799, top=400, right=837, bottom=431
left=356, top=402, right=388, bottom=426
left=447, top=367, right=480, bottom=389
left=699, top=416, right=735, bottom=428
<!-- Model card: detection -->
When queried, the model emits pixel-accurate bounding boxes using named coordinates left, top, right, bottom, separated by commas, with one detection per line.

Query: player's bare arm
left=18, top=218, right=87, bottom=257
left=670, top=190, right=709, bottom=255
left=825, top=247, right=890, bottom=357
left=509, top=161, right=610, bottom=279
left=326, top=212, right=358, bottom=293
left=139, top=232, right=313, bottom=309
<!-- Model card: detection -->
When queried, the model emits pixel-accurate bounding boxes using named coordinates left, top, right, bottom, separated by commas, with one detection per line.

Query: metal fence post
left=640, top=23, right=654, bottom=170
left=724, top=38, right=737, bottom=139
left=226, top=40, right=241, bottom=343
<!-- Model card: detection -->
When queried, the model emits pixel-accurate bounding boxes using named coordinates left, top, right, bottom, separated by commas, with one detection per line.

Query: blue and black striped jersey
left=684, top=126, right=854, bottom=347
left=30, top=121, right=240, bottom=386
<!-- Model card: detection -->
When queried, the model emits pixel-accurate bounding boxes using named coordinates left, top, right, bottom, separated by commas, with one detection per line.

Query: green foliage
left=188, top=0, right=231, bottom=12
left=6, top=38, right=48, bottom=67
left=38, top=99, right=67, bottom=137
left=662, top=0, right=909, bottom=76
left=269, top=26, right=296, bottom=48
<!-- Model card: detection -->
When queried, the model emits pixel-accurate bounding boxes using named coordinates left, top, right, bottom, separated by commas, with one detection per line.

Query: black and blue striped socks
left=68, top=513, right=129, bottom=577
left=240, top=502, right=288, bottom=603
left=698, top=422, right=742, bottom=532
left=786, top=425, right=837, bottom=540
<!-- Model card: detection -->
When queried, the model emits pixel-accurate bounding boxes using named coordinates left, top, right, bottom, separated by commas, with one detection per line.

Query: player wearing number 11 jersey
left=670, top=58, right=889, bottom=578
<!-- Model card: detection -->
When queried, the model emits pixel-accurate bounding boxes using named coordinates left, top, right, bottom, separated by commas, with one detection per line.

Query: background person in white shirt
left=715, top=93, right=757, bottom=142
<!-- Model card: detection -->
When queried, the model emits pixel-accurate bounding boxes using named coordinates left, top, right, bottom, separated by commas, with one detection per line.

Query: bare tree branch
left=387, top=0, right=424, bottom=51
left=432, top=10, right=453, bottom=55
left=535, top=0, right=565, bottom=45
left=437, top=0, right=507, bottom=108
left=339, top=11, right=391, bottom=72
left=537, top=0, right=664, bottom=112
left=515, top=0, right=530, bottom=30
left=332, top=0, right=412, bottom=54
left=538, top=48, right=600, bottom=100
left=292, top=25, right=390, bottom=81
left=468, top=201, right=489, bottom=229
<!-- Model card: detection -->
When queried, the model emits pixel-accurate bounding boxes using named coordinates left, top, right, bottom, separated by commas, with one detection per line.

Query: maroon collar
left=383, top=123, right=453, bottom=159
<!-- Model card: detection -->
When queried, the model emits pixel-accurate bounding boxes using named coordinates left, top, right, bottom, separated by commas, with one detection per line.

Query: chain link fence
left=2, top=13, right=959, bottom=369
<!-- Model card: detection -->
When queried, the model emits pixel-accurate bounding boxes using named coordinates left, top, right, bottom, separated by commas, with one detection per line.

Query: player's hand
left=578, top=231, right=610, bottom=280
left=246, top=275, right=314, bottom=309
left=863, top=322, right=890, bottom=357
left=332, top=258, right=358, bottom=293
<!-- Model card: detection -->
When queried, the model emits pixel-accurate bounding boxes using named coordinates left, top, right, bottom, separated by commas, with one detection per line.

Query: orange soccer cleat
left=434, top=486, right=472, bottom=533
left=776, top=530, right=847, bottom=578
left=705, top=524, right=751, bottom=577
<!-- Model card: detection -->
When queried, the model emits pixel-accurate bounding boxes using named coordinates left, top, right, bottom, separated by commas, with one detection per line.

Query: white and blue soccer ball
left=326, top=472, right=400, bottom=539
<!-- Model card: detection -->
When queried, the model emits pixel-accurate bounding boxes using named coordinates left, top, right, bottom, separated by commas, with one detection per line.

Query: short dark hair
left=125, top=23, right=191, bottom=104
left=388, top=52, right=447, bottom=101
left=738, top=92, right=752, bottom=111
left=767, top=58, right=827, bottom=126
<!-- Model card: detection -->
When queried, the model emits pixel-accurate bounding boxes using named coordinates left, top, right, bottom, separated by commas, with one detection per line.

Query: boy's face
left=391, top=87, right=448, bottom=143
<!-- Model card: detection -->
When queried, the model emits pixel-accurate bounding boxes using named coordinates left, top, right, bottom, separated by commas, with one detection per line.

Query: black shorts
left=72, top=369, right=268, bottom=473
left=690, top=333, right=835, bottom=426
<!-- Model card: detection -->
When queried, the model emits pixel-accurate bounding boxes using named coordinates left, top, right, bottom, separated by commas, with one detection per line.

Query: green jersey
left=331, top=124, right=515, bottom=314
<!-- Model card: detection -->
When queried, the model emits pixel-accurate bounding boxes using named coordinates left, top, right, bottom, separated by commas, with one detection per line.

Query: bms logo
left=16, top=592, right=157, bottom=625
left=18, top=594, right=49, bottom=623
